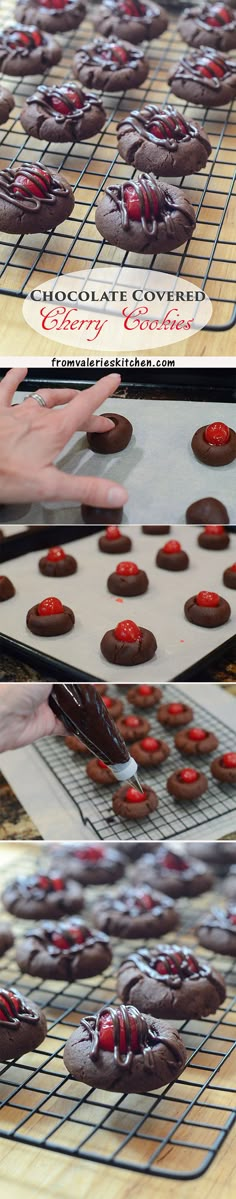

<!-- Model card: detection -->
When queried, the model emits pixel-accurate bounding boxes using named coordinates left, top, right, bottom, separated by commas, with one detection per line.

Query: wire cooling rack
left=0, top=870, right=235, bottom=1180
left=0, top=3, right=235, bottom=330
left=34, top=684, right=236, bottom=841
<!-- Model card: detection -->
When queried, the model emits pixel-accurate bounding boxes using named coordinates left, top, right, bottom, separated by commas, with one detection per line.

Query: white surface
left=14, top=392, right=236, bottom=524
left=0, top=527, right=235, bottom=681
left=1, top=683, right=235, bottom=842
left=0, top=525, right=28, bottom=537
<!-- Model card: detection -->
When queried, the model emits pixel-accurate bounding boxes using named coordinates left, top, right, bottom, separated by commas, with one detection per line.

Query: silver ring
left=31, top=392, right=47, bottom=408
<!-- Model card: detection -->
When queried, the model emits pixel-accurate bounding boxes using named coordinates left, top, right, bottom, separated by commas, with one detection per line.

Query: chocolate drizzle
left=0, top=25, right=45, bottom=59
left=0, top=164, right=69, bottom=212
left=199, top=907, right=236, bottom=935
left=77, top=38, right=143, bottom=72
left=0, top=988, right=39, bottom=1025
left=12, top=873, right=65, bottom=899
left=101, top=0, right=159, bottom=23
left=24, top=919, right=109, bottom=954
left=27, top=85, right=105, bottom=123
left=174, top=49, right=234, bottom=88
left=118, top=103, right=200, bottom=148
left=124, top=945, right=221, bottom=990
left=186, top=4, right=235, bottom=30
left=106, top=172, right=193, bottom=235
left=99, top=886, right=172, bottom=917
left=81, top=1003, right=180, bottom=1069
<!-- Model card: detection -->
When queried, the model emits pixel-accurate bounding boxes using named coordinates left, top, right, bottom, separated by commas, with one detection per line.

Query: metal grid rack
left=34, top=684, right=236, bottom=841
left=0, top=872, right=235, bottom=1180
left=0, top=3, right=235, bottom=329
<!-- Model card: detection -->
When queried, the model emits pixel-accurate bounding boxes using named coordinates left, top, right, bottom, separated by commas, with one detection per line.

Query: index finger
left=57, top=373, right=121, bottom=439
left=0, top=367, right=28, bottom=407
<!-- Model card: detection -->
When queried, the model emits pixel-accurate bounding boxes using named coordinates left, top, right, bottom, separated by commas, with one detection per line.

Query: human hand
left=0, top=368, right=128, bottom=508
left=0, top=683, right=66, bottom=751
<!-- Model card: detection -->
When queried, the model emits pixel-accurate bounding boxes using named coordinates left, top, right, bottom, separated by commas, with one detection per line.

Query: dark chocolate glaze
left=174, top=49, right=234, bottom=88
left=81, top=1003, right=180, bottom=1068
left=101, top=0, right=159, bottom=22
left=124, top=945, right=223, bottom=994
left=183, top=5, right=235, bottom=29
left=0, top=988, right=39, bottom=1025
left=117, top=103, right=209, bottom=150
left=107, top=172, right=193, bottom=235
left=0, top=26, right=45, bottom=59
left=49, top=684, right=129, bottom=767
left=0, top=163, right=70, bottom=212
left=27, top=85, right=105, bottom=123
left=24, top=919, right=109, bottom=954
left=99, top=887, right=172, bottom=917
left=12, top=873, right=66, bottom=900
left=77, top=37, right=143, bottom=71
left=199, top=907, right=236, bottom=934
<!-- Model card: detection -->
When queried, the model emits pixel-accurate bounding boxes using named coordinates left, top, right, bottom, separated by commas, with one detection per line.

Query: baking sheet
left=0, top=527, right=235, bottom=681
left=13, top=393, right=236, bottom=525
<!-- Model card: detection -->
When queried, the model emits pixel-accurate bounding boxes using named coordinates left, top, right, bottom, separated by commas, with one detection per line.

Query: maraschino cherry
left=121, top=0, right=146, bottom=15
left=168, top=703, right=184, bottom=714
left=125, top=786, right=147, bottom=803
left=179, top=768, right=199, bottom=783
left=124, top=715, right=140, bottom=727
left=140, top=737, right=160, bottom=751
left=101, top=43, right=128, bottom=63
left=188, top=728, right=207, bottom=742
left=97, top=759, right=110, bottom=769
left=229, top=563, right=236, bottom=572
left=204, top=421, right=230, bottom=445
left=13, top=165, right=51, bottom=199
left=204, top=525, right=225, bottom=535
left=116, top=561, right=139, bottom=575
left=98, top=1006, right=139, bottom=1053
left=77, top=846, right=104, bottom=860
left=222, top=753, right=236, bottom=768
left=46, top=547, right=66, bottom=561
left=105, top=526, right=122, bottom=540
left=0, top=990, right=21, bottom=1022
left=52, top=923, right=85, bottom=950
left=7, top=28, right=42, bottom=49
left=115, top=620, right=140, bottom=642
left=37, top=597, right=64, bottom=616
left=124, top=177, right=159, bottom=223
left=163, top=540, right=182, bottom=554
left=50, top=86, right=83, bottom=115
left=204, top=5, right=232, bottom=28
left=163, top=851, right=188, bottom=872
left=196, top=591, right=219, bottom=608
left=41, top=0, right=69, bottom=7
left=195, top=52, right=226, bottom=79
left=136, top=891, right=154, bottom=909
left=228, top=908, right=236, bottom=925
left=103, top=695, right=113, bottom=708
left=138, top=684, right=153, bottom=695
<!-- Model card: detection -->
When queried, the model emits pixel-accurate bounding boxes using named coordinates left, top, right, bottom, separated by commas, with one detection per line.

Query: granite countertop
left=0, top=770, right=41, bottom=841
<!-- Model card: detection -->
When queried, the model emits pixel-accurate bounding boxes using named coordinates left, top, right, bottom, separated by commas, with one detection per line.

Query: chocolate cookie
left=132, top=735, right=170, bottom=767
left=117, top=102, right=211, bottom=176
left=128, top=684, right=162, bottom=707
left=179, top=5, right=236, bottom=52
left=0, top=85, right=14, bottom=122
left=167, top=767, right=208, bottom=801
left=16, top=918, right=112, bottom=980
left=101, top=619, right=157, bottom=666
left=82, top=504, right=124, bottom=524
left=96, top=173, right=196, bottom=254
left=186, top=497, right=229, bottom=524
left=0, top=576, right=15, bottom=601
left=156, top=539, right=189, bottom=571
left=198, top=525, right=230, bottom=550
left=39, top=547, right=77, bottom=576
left=157, top=701, right=193, bottom=728
left=98, top=526, right=132, bottom=552
left=87, top=413, right=132, bottom=454
left=0, top=163, right=74, bottom=235
left=169, top=48, right=236, bottom=106
left=224, top=866, right=236, bottom=900
left=211, top=752, right=236, bottom=784
left=107, top=561, right=149, bottom=596
left=102, top=694, right=123, bottom=719
left=2, top=872, right=84, bottom=919
left=73, top=38, right=149, bottom=92
left=0, top=924, right=14, bottom=957
left=51, top=844, right=126, bottom=885
left=18, top=0, right=86, bottom=34
left=142, top=525, right=170, bottom=533
left=21, top=83, right=106, bottom=143
left=64, top=1003, right=187, bottom=1093
left=93, top=1, right=168, bottom=44
left=118, top=944, right=226, bottom=1019
left=94, top=884, right=179, bottom=937
left=86, top=758, right=115, bottom=784
left=184, top=590, right=231, bottom=627
left=191, top=421, right=236, bottom=467
left=0, top=24, right=61, bottom=75
left=137, top=848, right=213, bottom=896
left=65, top=734, right=91, bottom=753
left=112, top=783, right=158, bottom=819
left=196, top=906, right=236, bottom=955
left=27, top=596, right=75, bottom=636
left=175, top=726, right=218, bottom=756
left=0, top=988, right=47, bottom=1061
left=116, top=714, right=150, bottom=741
left=223, top=562, right=236, bottom=588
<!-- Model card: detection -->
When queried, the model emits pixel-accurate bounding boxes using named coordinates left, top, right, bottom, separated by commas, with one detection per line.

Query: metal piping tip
left=130, top=774, right=144, bottom=794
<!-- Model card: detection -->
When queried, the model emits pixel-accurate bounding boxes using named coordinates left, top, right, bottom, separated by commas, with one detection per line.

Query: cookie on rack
left=2, top=871, right=84, bottom=919
left=21, top=84, right=107, bottom=143
left=64, top=1003, right=187, bottom=1093
left=117, top=103, right=211, bottom=176
left=0, top=988, right=47, bottom=1061
left=0, top=86, right=14, bottom=123
left=73, top=37, right=149, bottom=92
left=93, top=883, right=179, bottom=937
left=169, top=48, right=236, bottom=107
left=136, top=847, right=213, bottom=896
left=50, top=844, right=126, bottom=885
left=196, top=905, right=236, bottom=955
left=17, top=0, right=86, bottom=34
left=16, top=917, right=112, bottom=980
left=96, top=173, right=196, bottom=254
left=0, top=924, right=14, bottom=958
left=117, top=943, right=226, bottom=1017
left=178, top=5, right=236, bottom=53
left=93, top=1, right=168, bottom=44
left=0, top=164, right=74, bottom=235
left=0, top=24, right=61, bottom=75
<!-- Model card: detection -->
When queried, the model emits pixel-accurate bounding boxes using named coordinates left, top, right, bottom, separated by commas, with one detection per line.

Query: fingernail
left=107, top=486, right=128, bottom=505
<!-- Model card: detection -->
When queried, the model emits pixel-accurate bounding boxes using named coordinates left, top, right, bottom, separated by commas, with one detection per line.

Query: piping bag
left=49, top=684, right=143, bottom=789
